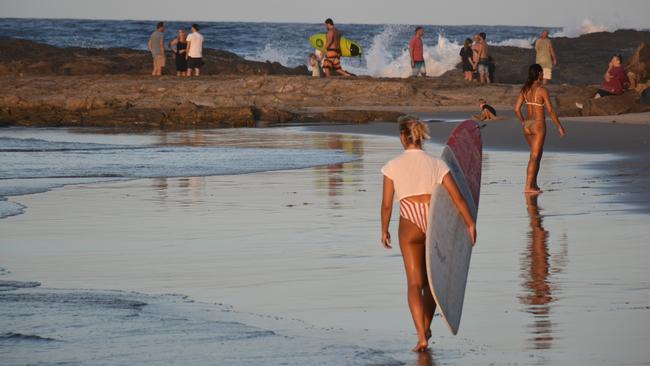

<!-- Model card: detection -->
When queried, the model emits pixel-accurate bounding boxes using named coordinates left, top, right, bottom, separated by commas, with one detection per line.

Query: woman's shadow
left=519, top=193, right=557, bottom=350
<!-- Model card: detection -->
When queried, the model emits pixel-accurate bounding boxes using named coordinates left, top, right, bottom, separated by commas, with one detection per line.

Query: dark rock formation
left=581, top=91, right=640, bottom=116
left=0, top=37, right=308, bottom=76
left=447, top=30, right=650, bottom=85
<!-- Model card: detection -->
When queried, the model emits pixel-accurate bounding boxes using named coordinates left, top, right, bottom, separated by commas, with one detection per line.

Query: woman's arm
left=442, top=174, right=476, bottom=244
left=514, top=93, right=525, bottom=125
left=381, top=175, right=395, bottom=249
left=542, top=88, right=566, bottom=136
left=169, top=38, right=177, bottom=52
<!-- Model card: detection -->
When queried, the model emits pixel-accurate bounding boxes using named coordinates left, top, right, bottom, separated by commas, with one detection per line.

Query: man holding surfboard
left=322, top=18, right=353, bottom=77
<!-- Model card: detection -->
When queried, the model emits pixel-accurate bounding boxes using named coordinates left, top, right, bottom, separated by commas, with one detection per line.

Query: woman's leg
left=524, top=124, right=547, bottom=192
left=399, top=217, right=436, bottom=352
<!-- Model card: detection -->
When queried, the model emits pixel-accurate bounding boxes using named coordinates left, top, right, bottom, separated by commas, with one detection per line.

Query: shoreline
left=2, top=126, right=649, bottom=365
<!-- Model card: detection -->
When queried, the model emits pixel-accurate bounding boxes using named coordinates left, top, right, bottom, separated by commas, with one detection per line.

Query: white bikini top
left=524, top=87, right=545, bottom=107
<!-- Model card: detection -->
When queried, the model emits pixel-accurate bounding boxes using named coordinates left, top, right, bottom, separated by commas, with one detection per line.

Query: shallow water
left=1, top=127, right=649, bottom=365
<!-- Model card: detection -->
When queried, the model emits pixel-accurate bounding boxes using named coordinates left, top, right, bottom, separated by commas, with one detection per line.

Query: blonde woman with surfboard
left=380, top=116, right=476, bottom=352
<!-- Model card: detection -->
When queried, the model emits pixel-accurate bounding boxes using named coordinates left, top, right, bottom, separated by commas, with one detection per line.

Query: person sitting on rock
left=474, top=98, right=497, bottom=120
left=576, top=54, right=630, bottom=109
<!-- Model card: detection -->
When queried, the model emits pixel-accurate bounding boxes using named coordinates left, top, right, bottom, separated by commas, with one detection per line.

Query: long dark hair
left=521, top=64, right=543, bottom=95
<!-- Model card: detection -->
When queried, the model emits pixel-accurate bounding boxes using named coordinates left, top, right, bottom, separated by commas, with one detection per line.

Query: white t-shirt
left=186, top=32, right=204, bottom=58
left=381, top=149, right=450, bottom=201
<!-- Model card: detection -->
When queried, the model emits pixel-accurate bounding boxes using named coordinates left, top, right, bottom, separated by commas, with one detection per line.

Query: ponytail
left=398, top=115, right=430, bottom=145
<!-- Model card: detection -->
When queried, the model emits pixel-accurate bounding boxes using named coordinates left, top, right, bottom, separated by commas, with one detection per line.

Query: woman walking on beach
left=169, top=28, right=188, bottom=76
left=514, top=64, right=566, bottom=193
left=380, top=117, right=476, bottom=352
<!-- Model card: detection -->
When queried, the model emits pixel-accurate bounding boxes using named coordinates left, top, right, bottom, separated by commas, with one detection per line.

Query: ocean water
left=2, top=127, right=649, bottom=365
left=0, top=131, right=357, bottom=218
left=0, top=18, right=620, bottom=77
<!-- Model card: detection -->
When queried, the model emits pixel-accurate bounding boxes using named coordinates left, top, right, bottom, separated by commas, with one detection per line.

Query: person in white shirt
left=380, top=116, right=476, bottom=352
left=186, top=23, right=204, bottom=77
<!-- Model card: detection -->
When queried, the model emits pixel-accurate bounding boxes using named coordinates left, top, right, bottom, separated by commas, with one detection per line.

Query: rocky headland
left=1, top=30, right=649, bottom=129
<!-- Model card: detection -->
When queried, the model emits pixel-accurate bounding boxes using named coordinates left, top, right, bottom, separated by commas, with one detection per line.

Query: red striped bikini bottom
left=399, top=199, right=430, bottom=234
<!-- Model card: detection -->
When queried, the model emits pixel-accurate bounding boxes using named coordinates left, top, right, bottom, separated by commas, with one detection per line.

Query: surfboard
left=308, top=33, right=362, bottom=57
left=425, top=120, right=482, bottom=335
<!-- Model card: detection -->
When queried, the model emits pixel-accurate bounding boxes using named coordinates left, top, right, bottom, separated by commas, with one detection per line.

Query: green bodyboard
left=308, top=33, right=362, bottom=57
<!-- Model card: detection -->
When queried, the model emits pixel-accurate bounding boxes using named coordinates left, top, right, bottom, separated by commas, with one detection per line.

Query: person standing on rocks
left=186, top=24, right=204, bottom=77
left=459, top=38, right=474, bottom=81
left=477, top=32, right=490, bottom=84
left=471, top=34, right=489, bottom=84
left=534, top=30, right=557, bottom=85
left=322, top=18, right=352, bottom=77
left=147, top=22, right=166, bottom=76
left=409, top=26, right=426, bottom=77
left=169, top=28, right=188, bottom=76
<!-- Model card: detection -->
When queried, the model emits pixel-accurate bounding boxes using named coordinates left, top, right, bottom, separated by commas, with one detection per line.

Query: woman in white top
left=381, top=117, right=476, bottom=352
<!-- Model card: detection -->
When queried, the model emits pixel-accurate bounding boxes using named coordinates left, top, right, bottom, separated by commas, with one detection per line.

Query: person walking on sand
left=535, top=30, right=557, bottom=85
left=186, top=24, right=204, bottom=77
left=380, top=116, right=476, bottom=352
left=169, top=28, right=188, bottom=76
left=514, top=64, right=567, bottom=194
left=322, top=18, right=352, bottom=77
left=409, top=26, right=426, bottom=77
left=459, top=38, right=474, bottom=81
left=147, top=22, right=166, bottom=76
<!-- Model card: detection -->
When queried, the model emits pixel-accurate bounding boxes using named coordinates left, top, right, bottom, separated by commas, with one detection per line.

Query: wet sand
left=1, top=125, right=650, bottom=365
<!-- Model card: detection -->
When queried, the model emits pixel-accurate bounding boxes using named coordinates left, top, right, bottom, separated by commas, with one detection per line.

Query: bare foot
left=425, top=329, right=431, bottom=341
left=412, top=339, right=429, bottom=352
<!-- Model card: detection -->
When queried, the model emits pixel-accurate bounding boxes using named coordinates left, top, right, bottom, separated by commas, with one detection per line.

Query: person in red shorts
left=322, top=18, right=353, bottom=77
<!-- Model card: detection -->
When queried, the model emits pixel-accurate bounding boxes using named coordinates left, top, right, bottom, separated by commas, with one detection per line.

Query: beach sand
left=1, top=122, right=649, bottom=365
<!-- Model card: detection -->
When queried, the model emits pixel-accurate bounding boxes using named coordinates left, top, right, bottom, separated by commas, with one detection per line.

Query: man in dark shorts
left=322, top=18, right=352, bottom=77
left=186, top=24, right=204, bottom=77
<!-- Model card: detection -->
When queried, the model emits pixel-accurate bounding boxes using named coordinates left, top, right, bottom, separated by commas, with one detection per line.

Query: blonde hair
left=398, top=115, right=430, bottom=145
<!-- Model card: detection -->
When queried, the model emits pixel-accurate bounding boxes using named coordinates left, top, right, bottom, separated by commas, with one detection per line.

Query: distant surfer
left=322, top=18, right=353, bottom=77
left=409, top=26, right=426, bottom=77
left=514, top=64, right=567, bottom=194
left=380, top=116, right=476, bottom=352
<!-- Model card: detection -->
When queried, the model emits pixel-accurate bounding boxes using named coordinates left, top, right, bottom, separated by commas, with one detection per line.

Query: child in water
left=309, top=53, right=322, bottom=77
left=474, top=98, right=497, bottom=121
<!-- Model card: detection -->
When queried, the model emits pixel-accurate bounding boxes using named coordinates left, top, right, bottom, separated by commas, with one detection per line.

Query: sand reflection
left=519, top=193, right=556, bottom=350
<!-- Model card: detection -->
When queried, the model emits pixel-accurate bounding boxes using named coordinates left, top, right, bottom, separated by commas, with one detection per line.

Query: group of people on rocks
left=457, top=32, right=493, bottom=84
left=147, top=22, right=204, bottom=77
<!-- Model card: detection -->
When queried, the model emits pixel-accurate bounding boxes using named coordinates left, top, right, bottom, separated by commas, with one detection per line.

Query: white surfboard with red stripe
left=426, top=120, right=482, bottom=335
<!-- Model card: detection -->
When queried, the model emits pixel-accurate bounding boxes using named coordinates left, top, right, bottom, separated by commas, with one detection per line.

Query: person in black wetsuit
left=474, top=98, right=497, bottom=120
left=459, top=38, right=474, bottom=81
left=169, top=28, right=188, bottom=76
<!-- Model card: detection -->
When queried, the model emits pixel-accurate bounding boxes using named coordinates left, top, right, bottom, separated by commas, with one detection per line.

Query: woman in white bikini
left=514, top=64, right=566, bottom=194
left=380, top=116, right=476, bottom=352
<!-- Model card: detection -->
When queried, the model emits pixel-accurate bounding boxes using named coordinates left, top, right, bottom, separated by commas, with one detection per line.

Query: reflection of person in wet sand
left=520, top=193, right=553, bottom=349
left=514, top=64, right=566, bottom=193
left=380, top=116, right=476, bottom=352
